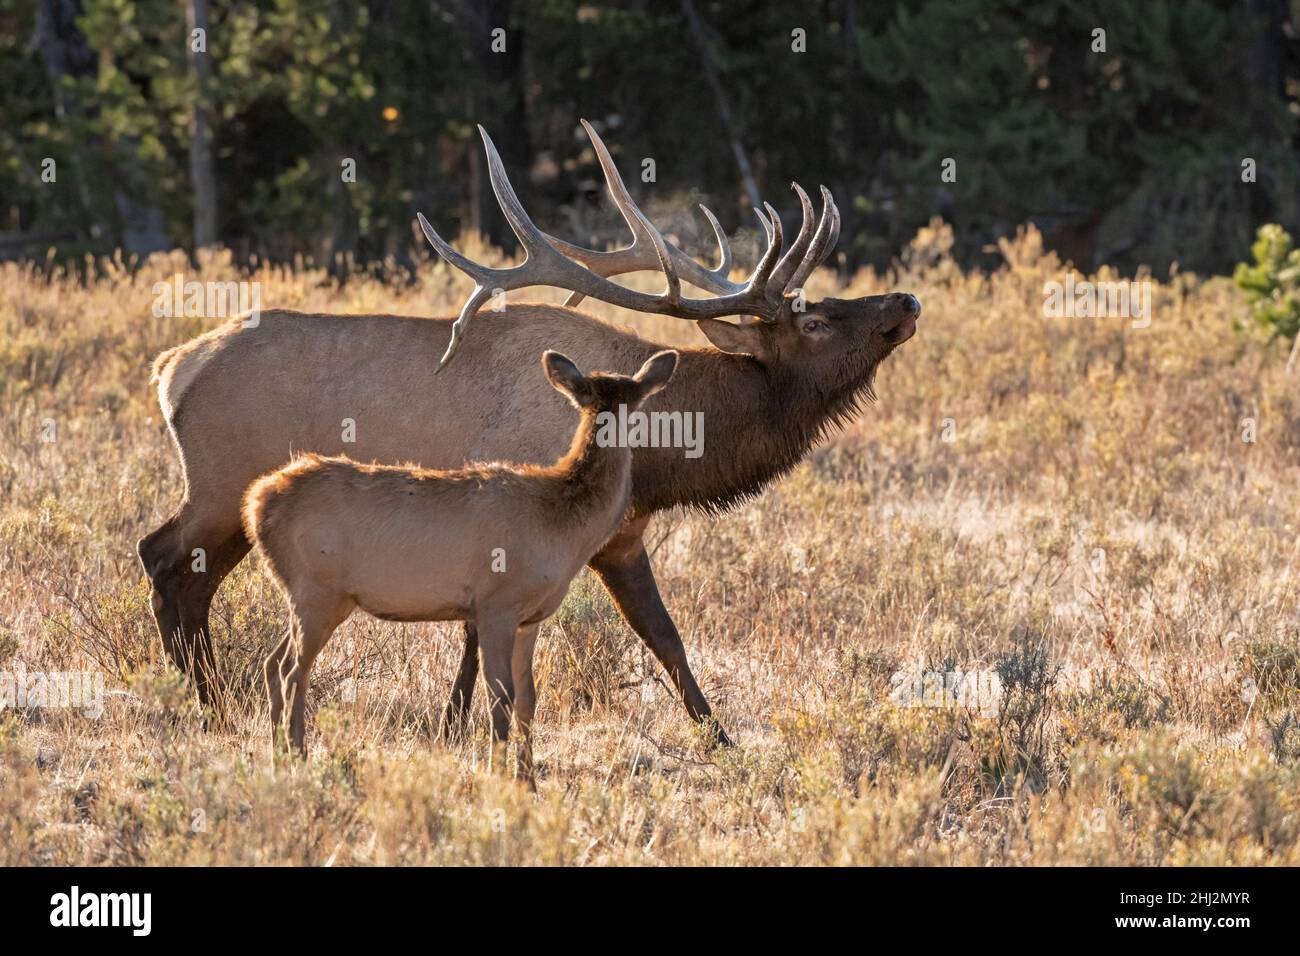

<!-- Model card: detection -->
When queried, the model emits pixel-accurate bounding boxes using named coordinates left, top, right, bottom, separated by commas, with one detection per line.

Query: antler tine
left=580, top=119, right=734, bottom=291
left=784, top=186, right=841, bottom=297
left=823, top=190, right=842, bottom=261
left=733, top=201, right=785, bottom=324
left=698, top=203, right=733, bottom=276
left=479, top=126, right=550, bottom=256
left=417, top=212, right=491, bottom=284
left=437, top=283, right=496, bottom=373
left=816, top=185, right=841, bottom=265
left=576, top=119, right=655, bottom=246
left=575, top=118, right=681, bottom=305
left=769, top=183, right=816, bottom=292
left=548, top=120, right=745, bottom=296
left=552, top=118, right=652, bottom=306
left=646, top=193, right=681, bottom=306
left=418, top=212, right=504, bottom=370
left=754, top=201, right=784, bottom=288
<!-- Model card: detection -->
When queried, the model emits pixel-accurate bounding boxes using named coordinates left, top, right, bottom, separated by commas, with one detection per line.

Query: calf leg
left=511, top=623, right=541, bottom=788
left=475, top=611, right=518, bottom=773
left=283, top=596, right=353, bottom=755
left=264, top=624, right=295, bottom=749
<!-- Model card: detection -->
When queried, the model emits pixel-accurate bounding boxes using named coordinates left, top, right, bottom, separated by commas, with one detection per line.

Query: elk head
left=417, top=120, right=919, bottom=405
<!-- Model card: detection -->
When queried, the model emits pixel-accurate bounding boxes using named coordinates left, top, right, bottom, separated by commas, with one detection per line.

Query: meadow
left=2, top=221, right=1299, bottom=865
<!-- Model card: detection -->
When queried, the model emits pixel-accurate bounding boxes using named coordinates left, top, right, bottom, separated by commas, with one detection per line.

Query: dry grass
left=3, top=222, right=1300, bottom=865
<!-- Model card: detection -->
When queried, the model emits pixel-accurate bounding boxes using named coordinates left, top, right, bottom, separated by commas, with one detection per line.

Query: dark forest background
left=2, top=0, right=1298, bottom=276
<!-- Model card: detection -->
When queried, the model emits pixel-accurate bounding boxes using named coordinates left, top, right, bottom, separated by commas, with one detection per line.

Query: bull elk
left=243, top=349, right=678, bottom=778
left=138, top=119, right=920, bottom=744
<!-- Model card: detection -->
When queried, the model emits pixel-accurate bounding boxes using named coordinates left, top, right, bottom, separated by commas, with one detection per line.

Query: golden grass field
left=3, top=221, right=1299, bottom=865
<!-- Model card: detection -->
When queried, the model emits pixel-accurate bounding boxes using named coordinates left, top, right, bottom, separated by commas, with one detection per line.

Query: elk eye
left=801, top=318, right=829, bottom=335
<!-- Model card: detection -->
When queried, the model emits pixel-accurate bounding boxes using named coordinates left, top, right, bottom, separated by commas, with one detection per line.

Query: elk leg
left=138, top=514, right=249, bottom=722
left=475, top=612, right=517, bottom=773
left=511, top=623, right=541, bottom=789
left=589, top=533, right=733, bottom=748
left=177, top=531, right=251, bottom=727
left=440, top=621, right=480, bottom=742
left=138, top=514, right=195, bottom=676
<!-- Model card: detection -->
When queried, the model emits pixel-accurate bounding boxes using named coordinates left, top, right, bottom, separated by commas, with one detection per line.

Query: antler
left=418, top=120, right=840, bottom=369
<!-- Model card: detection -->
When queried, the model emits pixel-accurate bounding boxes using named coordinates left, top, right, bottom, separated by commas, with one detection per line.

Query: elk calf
left=242, top=349, right=679, bottom=780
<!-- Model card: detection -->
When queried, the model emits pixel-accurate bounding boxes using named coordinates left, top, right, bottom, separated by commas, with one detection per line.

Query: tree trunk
left=34, top=0, right=98, bottom=234
left=185, top=0, right=218, bottom=249
left=37, top=0, right=169, bottom=254
left=451, top=0, right=531, bottom=251
left=680, top=0, right=762, bottom=216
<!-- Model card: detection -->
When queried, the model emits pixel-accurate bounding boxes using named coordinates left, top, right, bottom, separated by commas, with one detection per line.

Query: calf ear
left=633, top=349, right=679, bottom=399
left=543, top=351, right=587, bottom=405
left=696, top=318, right=767, bottom=357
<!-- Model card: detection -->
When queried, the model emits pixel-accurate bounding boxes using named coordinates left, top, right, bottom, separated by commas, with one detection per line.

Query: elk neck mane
left=630, top=344, right=878, bottom=518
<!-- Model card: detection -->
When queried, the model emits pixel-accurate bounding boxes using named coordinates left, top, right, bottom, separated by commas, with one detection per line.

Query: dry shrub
left=2, top=223, right=1299, bottom=863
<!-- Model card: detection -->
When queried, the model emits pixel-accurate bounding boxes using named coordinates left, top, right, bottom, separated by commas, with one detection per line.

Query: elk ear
left=696, top=318, right=766, bottom=357
left=632, top=349, right=679, bottom=399
left=543, top=350, right=587, bottom=405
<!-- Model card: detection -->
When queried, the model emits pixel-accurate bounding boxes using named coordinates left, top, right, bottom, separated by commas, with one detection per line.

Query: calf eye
left=801, top=318, right=829, bottom=334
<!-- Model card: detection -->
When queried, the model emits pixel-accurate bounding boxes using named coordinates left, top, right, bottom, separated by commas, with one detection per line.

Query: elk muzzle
left=881, top=292, right=921, bottom=345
